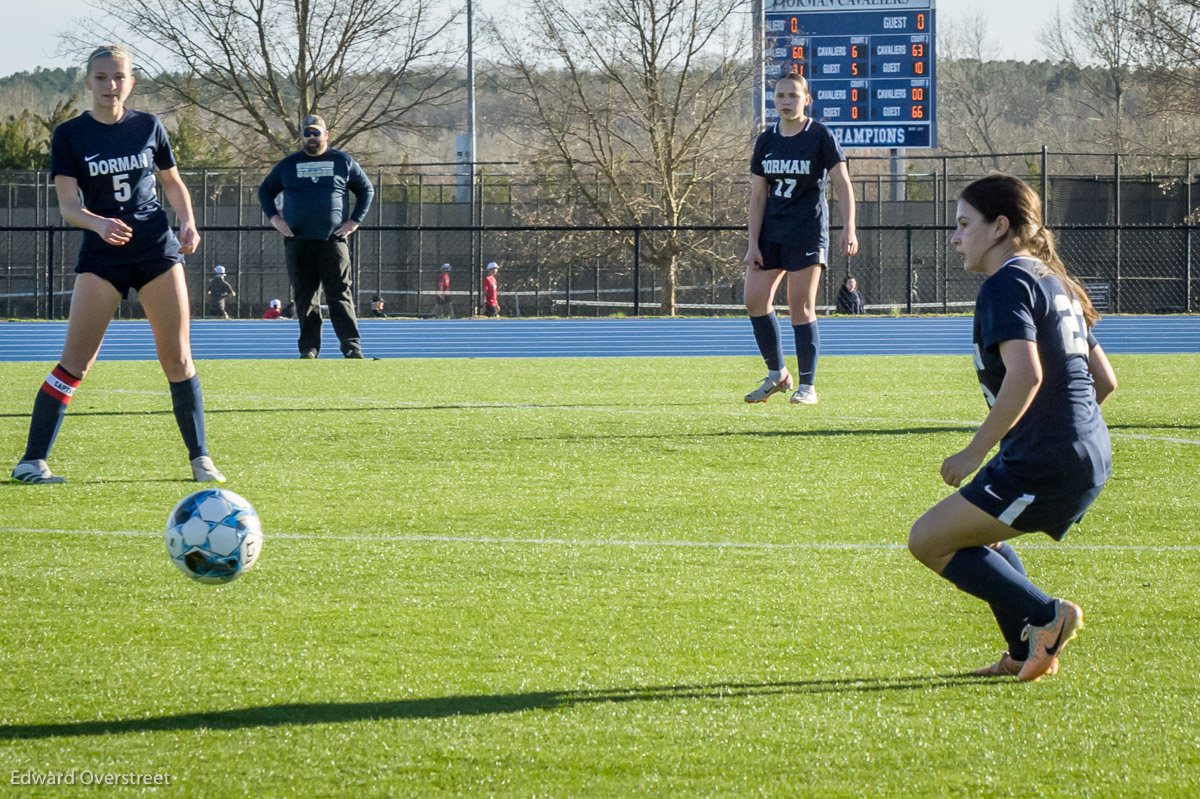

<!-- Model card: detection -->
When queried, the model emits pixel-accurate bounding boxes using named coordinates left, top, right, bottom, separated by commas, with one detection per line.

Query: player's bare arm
left=54, top=174, right=132, bottom=246
left=941, top=338, right=1042, bottom=487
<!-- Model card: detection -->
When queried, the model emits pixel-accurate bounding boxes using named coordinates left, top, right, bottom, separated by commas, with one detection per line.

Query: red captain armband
left=41, top=365, right=82, bottom=404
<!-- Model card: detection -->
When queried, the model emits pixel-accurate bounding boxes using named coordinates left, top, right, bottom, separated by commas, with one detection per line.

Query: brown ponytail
left=960, top=174, right=1099, bottom=326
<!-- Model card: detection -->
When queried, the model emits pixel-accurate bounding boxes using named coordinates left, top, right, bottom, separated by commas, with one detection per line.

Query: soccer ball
left=165, top=489, right=263, bottom=584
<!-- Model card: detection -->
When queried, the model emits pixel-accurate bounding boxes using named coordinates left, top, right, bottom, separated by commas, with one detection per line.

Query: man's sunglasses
left=302, top=129, right=323, bottom=138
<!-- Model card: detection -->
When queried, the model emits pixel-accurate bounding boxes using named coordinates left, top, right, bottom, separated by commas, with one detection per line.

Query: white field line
left=94, top=390, right=1200, bottom=446
left=2, top=527, right=1199, bottom=552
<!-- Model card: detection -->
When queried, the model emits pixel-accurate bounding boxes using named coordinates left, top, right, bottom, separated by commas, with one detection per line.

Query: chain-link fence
left=3, top=150, right=1199, bottom=318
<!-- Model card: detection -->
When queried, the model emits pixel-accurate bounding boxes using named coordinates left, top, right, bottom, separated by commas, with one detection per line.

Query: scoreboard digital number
left=764, top=0, right=936, bottom=149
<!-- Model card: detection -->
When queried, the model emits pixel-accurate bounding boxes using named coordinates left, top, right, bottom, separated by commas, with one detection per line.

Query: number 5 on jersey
left=112, top=173, right=132, bottom=202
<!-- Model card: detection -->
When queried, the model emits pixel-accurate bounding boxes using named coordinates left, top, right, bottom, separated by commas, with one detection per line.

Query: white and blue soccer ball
left=165, top=489, right=263, bottom=584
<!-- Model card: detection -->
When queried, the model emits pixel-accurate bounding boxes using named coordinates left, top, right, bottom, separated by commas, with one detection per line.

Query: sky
left=7, top=0, right=1062, bottom=80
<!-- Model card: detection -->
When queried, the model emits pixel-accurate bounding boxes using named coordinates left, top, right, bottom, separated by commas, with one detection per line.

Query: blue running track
left=0, top=316, right=1197, bottom=361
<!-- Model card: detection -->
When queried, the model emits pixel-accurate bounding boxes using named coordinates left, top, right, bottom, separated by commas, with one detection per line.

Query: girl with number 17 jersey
left=743, top=72, right=858, bottom=407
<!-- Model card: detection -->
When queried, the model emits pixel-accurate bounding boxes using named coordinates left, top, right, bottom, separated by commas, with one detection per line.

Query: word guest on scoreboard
left=764, top=0, right=936, bottom=148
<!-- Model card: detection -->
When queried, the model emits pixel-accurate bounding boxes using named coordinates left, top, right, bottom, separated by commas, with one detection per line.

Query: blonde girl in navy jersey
left=10, top=45, right=224, bottom=484
left=908, top=174, right=1117, bottom=682
left=743, top=72, right=858, bottom=405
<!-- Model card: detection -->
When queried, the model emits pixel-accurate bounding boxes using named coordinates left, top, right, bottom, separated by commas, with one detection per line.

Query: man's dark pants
left=285, top=236, right=361, bottom=356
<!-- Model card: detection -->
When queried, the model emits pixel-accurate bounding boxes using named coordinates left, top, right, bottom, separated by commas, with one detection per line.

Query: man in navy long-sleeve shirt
left=258, top=114, right=374, bottom=359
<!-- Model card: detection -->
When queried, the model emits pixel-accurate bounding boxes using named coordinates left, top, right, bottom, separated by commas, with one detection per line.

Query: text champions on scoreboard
left=764, top=0, right=936, bottom=148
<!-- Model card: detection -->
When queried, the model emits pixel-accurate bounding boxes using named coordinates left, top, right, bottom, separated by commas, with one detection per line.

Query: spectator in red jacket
left=435, top=264, right=453, bottom=318
left=483, top=261, right=500, bottom=317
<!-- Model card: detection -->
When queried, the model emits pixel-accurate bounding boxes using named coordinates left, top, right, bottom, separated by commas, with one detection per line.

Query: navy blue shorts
left=759, top=240, right=825, bottom=272
left=960, top=458, right=1105, bottom=541
left=76, top=257, right=181, bottom=299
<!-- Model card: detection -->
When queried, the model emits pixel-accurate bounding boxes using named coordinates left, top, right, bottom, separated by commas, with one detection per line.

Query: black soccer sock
left=749, top=312, right=785, bottom=372
left=22, top=364, right=81, bottom=461
left=990, top=543, right=1032, bottom=660
left=941, top=546, right=1056, bottom=628
left=792, top=321, right=819, bottom=384
left=169, top=375, right=208, bottom=461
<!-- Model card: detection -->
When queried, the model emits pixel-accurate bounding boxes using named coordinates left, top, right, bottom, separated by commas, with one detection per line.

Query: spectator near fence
left=435, top=263, right=453, bottom=318
left=483, top=262, right=500, bottom=317
left=207, top=265, right=235, bottom=318
left=262, top=298, right=282, bottom=319
left=257, top=113, right=374, bottom=359
left=836, top=276, right=865, bottom=314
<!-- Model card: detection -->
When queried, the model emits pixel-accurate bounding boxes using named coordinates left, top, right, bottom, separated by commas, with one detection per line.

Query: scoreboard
left=764, top=0, right=936, bottom=149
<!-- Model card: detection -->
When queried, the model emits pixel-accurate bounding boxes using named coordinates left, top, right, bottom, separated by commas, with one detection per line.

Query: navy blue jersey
left=50, top=110, right=181, bottom=266
left=257, top=149, right=374, bottom=240
left=750, top=119, right=846, bottom=247
left=972, top=257, right=1111, bottom=489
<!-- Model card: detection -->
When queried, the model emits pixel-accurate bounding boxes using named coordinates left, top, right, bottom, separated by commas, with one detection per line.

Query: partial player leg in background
left=11, top=272, right=121, bottom=483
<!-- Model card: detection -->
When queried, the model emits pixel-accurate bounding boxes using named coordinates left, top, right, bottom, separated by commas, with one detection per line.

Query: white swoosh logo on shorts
left=983, top=484, right=1002, bottom=500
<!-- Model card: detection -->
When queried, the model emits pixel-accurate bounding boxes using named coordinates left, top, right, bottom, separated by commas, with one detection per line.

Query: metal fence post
left=1187, top=158, right=1193, bottom=313
left=906, top=227, right=913, bottom=314
left=46, top=228, right=55, bottom=319
left=417, top=174, right=424, bottom=316
left=633, top=227, right=641, bottom=316
left=1114, top=153, right=1122, bottom=312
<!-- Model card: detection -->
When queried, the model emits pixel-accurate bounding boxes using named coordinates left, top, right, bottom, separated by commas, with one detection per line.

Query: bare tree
left=937, top=13, right=1009, bottom=159
left=1042, top=0, right=1142, bottom=150
left=66, top=0, right=460, bottom=160
left=489, top=0, right=753, bottom=315
left=1122, top=0, right=1200, bottom=117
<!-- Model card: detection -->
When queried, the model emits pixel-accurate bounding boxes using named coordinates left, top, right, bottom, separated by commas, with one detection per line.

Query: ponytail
left=1028, top=225, right=1099, bottom=327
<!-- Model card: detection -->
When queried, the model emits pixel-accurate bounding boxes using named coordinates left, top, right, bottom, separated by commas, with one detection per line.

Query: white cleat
left=190, top=455, right=226, bottom=483
left=744, top=370, right=793, bottom=403
left=789, top=384, right=819, bottom=405
left=11, top=459, right=66, bottom=484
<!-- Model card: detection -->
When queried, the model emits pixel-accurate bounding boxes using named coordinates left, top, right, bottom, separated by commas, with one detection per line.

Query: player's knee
left=159, top=356, right=194, bottom=382
left=907, top=520, right=937, bottom=565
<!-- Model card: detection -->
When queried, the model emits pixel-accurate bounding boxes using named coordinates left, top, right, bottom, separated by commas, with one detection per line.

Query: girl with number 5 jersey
left=10, top=45, right=224, bottom=485
left=908, top=174, right=1117, bottom=682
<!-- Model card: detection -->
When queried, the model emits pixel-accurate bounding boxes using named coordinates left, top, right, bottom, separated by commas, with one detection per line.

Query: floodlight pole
left=753, top=0, right=765, bottom=131
left=467, top=0, right=480, bottom=314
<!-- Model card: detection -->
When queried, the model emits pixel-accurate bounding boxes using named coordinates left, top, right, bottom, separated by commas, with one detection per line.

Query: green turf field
left=1, top=355, right=1198, bottom=797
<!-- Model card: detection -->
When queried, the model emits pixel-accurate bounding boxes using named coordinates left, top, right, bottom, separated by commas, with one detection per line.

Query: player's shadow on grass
left=0, top=674, right=1007, bottom=741
left=521, top=425, right=977, bottom=442
left=0, top=402, right=642, bottom=419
